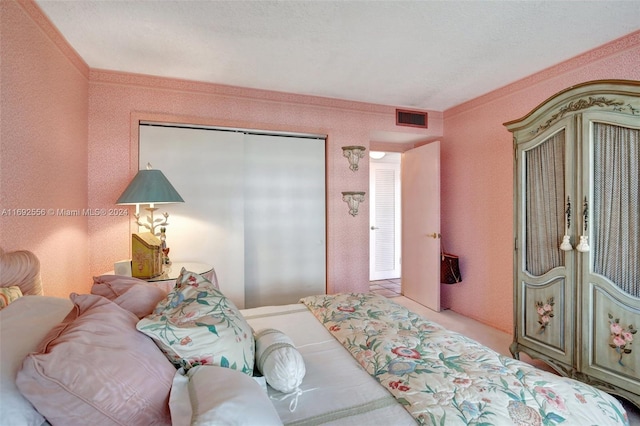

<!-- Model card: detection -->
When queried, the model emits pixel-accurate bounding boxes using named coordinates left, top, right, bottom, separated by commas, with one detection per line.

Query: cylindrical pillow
left=255, top=328, right=305, bottom=393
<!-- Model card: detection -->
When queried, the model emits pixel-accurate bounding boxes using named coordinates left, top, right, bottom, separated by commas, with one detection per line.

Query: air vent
left=396, top=109, right=428, bottom=129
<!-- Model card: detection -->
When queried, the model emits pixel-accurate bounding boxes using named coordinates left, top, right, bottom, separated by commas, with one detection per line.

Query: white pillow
left=0, top=296, right=73, bottom=426
left=255, top=328, right=306, bottom=393
left=169, top=365, right=282, bottom=426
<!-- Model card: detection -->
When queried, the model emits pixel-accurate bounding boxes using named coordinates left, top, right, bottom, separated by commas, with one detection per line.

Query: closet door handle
left=371, top=226, right=379, bottom=230
left=560, top=196, right=573, bottom=251
left=582, top=196, right=589, bottom=233
left=576, top=197, right=590, bottom=252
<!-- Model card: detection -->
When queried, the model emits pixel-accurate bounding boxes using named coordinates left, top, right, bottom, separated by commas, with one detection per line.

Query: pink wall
left=86, top=72, right=441, bottom=297
left=1, top=0, right=441, bottom=300
left=440, top=31, right=640, bottom=333
left=0, top=0, right=90, bottom=296
left=2, top=0, right=639, bottom=334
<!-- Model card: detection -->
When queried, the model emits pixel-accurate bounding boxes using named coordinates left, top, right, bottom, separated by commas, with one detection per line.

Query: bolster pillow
left=255, top=328, right=305, bottom=393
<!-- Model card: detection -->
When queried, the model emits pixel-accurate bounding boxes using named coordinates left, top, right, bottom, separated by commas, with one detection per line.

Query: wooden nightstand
left=106, top=261, right=216, bottom=293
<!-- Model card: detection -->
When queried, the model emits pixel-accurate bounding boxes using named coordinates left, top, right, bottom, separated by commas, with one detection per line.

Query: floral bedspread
left=300, top=293, right=629, bottom=426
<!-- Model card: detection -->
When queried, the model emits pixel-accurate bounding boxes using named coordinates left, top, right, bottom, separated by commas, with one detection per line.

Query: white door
left=401, top=141, right=441, bottom=311
left=140, top=125, right=247, bottom=306
left=243, top=134, right=326, bottom=308
left=369, top=160, right=401, bottom=280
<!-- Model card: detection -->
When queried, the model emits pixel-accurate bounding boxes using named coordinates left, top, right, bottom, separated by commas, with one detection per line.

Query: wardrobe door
left=514, top=119, right=576, bottom=369
left=580, top=112, right=640, bottom=400
left=140, top=125, right=247, bottom=306
left=243, top=134, right=326, bottom=308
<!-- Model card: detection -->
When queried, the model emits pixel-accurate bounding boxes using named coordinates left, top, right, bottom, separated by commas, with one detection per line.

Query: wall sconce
left=341, top=191, right=366, bottom=217
left=342, top=146, right=366, bottom=171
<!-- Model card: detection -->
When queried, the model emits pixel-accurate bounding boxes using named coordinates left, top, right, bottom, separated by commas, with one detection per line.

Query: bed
left=0, top=252, right=630, bottom=425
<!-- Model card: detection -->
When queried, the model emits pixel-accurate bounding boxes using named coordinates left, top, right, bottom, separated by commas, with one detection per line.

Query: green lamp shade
left=116, top=169, right=184, bottom=205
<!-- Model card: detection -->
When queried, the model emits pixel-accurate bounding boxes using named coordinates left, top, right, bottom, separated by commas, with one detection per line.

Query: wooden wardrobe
left=505, top=80, right=640, bottom=407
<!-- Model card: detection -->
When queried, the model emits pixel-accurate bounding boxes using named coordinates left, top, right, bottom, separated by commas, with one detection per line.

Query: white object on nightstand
left=113, top=260, right=132, bottom=277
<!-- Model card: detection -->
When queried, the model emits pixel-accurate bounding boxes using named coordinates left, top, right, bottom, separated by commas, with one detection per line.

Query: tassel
left=576, top=235, right=590, bottom=252
left=560, top=235, right=573, bottom=251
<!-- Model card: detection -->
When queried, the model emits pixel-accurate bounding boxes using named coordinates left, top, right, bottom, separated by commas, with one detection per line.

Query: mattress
left=241, top=303, right=417, bottom=425
left=243, top=293, right=630, bottom=426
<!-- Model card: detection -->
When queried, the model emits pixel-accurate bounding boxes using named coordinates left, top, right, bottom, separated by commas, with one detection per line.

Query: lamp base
left=135, top=207, right=170, bottom=237
left=131, top=232, right=163, bottom=279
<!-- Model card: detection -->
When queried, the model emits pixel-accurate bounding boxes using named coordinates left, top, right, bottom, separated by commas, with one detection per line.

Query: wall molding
left=90, top=68, right=424, bottom=117
left=18, top=0, right=89, bottom=79
left=445, top=30, right=640, bottom=119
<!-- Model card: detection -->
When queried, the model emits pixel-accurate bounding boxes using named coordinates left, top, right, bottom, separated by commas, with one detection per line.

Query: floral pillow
left=0, top=286, right=23, bottom=309
left=137, top=268, right=254, bottom=375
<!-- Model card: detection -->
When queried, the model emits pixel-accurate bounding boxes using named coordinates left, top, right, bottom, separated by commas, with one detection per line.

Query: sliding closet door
left=139, top=125, right=247, bottom=305
left=139, top=124, right=325, bottom=309
left=244, top=134, right=325, bottom=308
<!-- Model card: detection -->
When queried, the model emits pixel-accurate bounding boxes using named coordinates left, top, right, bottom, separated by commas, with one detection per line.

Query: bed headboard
left=0, top=248, right=44, bottom=296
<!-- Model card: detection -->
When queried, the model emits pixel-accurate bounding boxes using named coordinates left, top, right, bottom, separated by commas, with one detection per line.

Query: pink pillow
left=91, top=274, right=149, bottom=298
left=16, top=293, right=175, bottom=426
left=92, top=274, right=168, bottom=318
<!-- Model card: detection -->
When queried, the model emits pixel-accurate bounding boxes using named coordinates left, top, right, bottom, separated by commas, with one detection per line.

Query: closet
left=505, top=80, right=640, bottom=407
left=139, top=123, right=326, bottom=309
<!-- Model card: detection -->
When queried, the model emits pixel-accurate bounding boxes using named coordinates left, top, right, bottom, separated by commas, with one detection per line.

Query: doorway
left=369, top=152, right=401, bottom=282
left=369, top=143, right=442, bottom=311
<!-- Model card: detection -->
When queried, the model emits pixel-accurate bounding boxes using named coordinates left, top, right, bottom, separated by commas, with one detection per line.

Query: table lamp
left=116, top=163, right=184, bottom=235
left=116, top=163, right=184, bottom=267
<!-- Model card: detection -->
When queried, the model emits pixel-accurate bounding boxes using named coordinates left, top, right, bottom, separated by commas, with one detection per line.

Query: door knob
left=371, top=226, right=379, bottom=230
left=428, top=233, right=441, bottom=239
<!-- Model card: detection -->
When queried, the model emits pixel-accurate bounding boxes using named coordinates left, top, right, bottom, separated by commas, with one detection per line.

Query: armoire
left=505, top=80, right=640, bottom=407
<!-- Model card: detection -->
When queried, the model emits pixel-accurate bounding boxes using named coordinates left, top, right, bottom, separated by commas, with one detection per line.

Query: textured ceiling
left=35, top=0, right=640, bottom=111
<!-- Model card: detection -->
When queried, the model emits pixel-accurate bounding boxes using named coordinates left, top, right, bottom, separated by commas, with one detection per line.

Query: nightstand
left=106, top=261, right=216, bottom=293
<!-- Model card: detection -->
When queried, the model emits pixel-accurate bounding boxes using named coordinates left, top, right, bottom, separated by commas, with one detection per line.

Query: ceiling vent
left=396, top=109, right=428, bottom=129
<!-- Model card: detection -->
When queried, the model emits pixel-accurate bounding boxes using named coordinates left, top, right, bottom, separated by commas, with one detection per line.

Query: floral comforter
left=300, top=293, right=629, bottom=426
